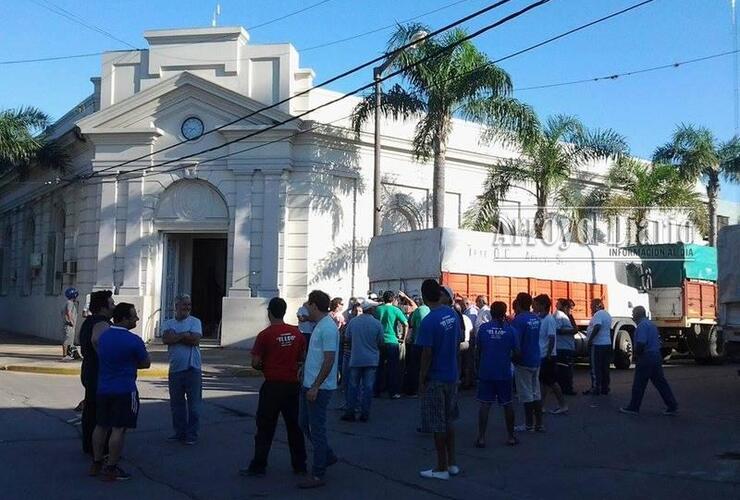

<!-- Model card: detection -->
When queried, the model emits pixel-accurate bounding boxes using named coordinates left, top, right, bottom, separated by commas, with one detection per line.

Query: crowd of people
left=68, top=278, right=679, bottom=488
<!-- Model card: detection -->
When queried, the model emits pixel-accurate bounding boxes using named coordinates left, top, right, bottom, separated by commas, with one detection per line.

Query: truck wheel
left=613, top=329, right=632, bottom=370
left=660, top=348, right=673, bottom=363
left=694, top=325, right=724, bottom=365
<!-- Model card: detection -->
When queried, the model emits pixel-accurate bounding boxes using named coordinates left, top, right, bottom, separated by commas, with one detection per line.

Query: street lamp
left=373, top=30, right=428, bottom=237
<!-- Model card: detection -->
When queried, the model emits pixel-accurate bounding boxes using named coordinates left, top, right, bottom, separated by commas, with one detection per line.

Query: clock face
left=181, top=117, right=204, bottom=140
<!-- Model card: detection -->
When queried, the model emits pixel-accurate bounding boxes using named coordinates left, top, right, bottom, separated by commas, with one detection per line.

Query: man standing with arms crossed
left=162, top=294, right=203, bottom=445
left=298, top=290, right=339, bottom=489
left=620, top=306, right=678, bottom=416
left=417, top=279, right=462, bottom=480
left=585, top=299, right=613, bottom=396
left=78, top=290, right=114, bottom=455
left=90, top=303, right=150, bottom=481
left=244, top=297, right=307, bottom=476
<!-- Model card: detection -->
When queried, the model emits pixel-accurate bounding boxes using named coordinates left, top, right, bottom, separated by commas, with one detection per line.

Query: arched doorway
left=154, top=179, right=229, bottom=340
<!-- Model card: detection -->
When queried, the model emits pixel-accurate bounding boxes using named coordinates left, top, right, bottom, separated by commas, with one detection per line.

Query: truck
left=628, top=243, right=721, bottom=363
left=367, top=228, right=649, bottom=369
left=718, top=225, right=740, bottom=360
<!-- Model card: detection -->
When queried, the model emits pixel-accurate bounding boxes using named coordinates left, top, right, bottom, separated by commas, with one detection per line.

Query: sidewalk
left=0, top=331, right=260, bottom=378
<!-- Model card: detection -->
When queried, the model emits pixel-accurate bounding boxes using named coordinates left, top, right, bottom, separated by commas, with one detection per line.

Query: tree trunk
left=534, top=187, right=546, bottom=239
left=706, top=172, right=719, bottom=246
left=432, top=137, right=447, bottom=228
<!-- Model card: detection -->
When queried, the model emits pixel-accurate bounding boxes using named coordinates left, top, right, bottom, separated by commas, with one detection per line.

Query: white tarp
left=718, top=225, right=740, bottom=304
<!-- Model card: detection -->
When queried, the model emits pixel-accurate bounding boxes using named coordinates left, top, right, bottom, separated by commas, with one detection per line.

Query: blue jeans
left=168, top=368, right=202, bottom=440
left=347, top=366, right=377, bottom=417
left=590, top=345, right=612, bottom=394
left=299, top=387, right=336, bottom=478
left=627, top=352, right=678, bottom=411
left=341, top=352, right=351, bottom=408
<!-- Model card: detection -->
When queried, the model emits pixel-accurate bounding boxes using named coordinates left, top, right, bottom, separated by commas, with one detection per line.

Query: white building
left=1, top=27, right=737, bottom=346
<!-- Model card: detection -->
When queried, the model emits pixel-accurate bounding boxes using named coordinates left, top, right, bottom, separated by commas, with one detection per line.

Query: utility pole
left=733, top=0, right=739, bottom=135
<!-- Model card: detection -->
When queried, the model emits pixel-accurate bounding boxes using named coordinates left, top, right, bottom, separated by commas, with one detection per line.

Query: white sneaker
left=419, top=469, right=450, bottom=480
left=448, top=465, right=460, bottom=476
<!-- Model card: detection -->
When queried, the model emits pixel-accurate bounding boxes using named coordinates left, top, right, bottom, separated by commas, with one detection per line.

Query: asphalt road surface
left=0, top=361, right=738, bottom=500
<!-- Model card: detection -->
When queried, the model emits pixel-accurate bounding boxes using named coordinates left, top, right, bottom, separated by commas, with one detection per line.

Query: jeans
left=299, top=387, right=336, bottom=478
left=168, top=368, right=202, bottom=440
left=627, top=352, right=678, bottom=411
left=375, top=342, right=400, bottom=397
left=347, top=366, right=377, bottom=417
left=556, top=349, right=575, bottom=394
left=403, top=344, right=422, bottom=395
left=251, top=381, right=306, bottom=472
left=340, top=351, right=351, bottom=408
left=590, top=345, right=612, bottom=394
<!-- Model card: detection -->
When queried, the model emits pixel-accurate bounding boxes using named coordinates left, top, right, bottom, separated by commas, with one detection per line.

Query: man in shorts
left=90, top=303, right=150, bottom=481
left=475, top=301, right=517, bottom=447
left=511, top=293, right=544, bottom=432
left=417, top=279, right=462, bottom=480
left=534, top=294, right=568, bottom=417
left=61, top=287, right=80, bottom=360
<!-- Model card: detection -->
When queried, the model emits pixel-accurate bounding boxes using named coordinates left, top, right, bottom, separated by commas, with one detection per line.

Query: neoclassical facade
left=0, top=27, right=737, bottom=346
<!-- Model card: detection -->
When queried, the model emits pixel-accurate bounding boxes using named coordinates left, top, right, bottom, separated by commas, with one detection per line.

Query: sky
left=1, top=0, right=739, bottom=203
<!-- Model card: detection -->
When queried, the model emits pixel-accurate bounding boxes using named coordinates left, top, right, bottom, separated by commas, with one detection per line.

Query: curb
left=0, top=364, right=262, bottom=379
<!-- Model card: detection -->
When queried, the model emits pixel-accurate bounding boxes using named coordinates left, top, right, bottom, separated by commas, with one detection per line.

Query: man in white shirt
left=298, top=290, right=339, bottom=489
left=585, top=299, right=613, bottom=395
left=162, top=294, right=203, bottom=445
left=534, top=295, right=568, bottom=416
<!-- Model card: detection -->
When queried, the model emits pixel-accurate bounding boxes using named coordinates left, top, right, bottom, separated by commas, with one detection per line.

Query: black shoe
left=293, top=468, right=308, bottom=476
left=327, top=455, right=338, bottom=467
left=564, top=391, right=577, bottom=396
left=239, top=467, right=266, bottom=477
left=359, top=414, right=369, bottom=422
left=340, top=413, right=356, bottom=422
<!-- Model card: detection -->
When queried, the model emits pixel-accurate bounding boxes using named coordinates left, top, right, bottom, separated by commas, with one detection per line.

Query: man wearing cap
left=342, top=299, right=384, bottom=422
left=61, top=287, right=80, bottom=361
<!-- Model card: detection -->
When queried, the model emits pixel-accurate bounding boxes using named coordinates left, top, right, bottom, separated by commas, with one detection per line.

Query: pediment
left=76, top=71, right=300, bottom=136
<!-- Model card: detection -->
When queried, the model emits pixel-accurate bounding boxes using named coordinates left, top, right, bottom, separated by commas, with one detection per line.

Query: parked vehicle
left=367, top=228, right=649, bottom=369
left=717, top=225, right=740, bottom=361
left=628, top=243, right=720, bottom=363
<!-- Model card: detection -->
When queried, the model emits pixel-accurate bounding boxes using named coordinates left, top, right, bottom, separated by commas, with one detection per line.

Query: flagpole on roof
left=212, top=2, right=221, bottom=27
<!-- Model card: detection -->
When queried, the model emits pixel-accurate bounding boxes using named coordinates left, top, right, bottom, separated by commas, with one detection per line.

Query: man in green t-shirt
left=404, top=297, right=430, bottom=396
left=373, top=291, right=408, bottom=399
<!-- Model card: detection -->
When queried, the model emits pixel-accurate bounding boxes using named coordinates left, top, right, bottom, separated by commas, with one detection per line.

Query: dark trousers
left=375, top=342, right=400, bottom=397
left=403, top=344, right=422, bottom=395
left=81, top=386, right=97, bottom=454
left=627, top=353, right=678, bottom=411
left=250, top=381, right=307, bottom=472
left=591, top=345, right=612, bottom=394
left=556, top=349, right=575, bottom=394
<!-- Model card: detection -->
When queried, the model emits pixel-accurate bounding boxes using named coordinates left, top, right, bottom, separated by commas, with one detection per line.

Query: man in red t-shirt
left=242, top=298, right=307, bottom=477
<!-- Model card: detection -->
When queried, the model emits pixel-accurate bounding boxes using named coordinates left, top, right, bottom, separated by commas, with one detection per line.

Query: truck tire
left=694, top=325, right=724, bottom=365
left=660, top=348, right=673, bottom=363
left=613, top=329, right=632, bottom=370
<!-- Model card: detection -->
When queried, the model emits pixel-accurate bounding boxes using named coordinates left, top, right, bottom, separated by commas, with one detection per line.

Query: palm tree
left=463, top=114, right=628, bottom=238
left=0, top=106, right=68, bottom=175
left=653, top=124, right=740, bottom=246
left=351, top=23, right=538, bottom=228
left=603, top=157, right=707, bottom=245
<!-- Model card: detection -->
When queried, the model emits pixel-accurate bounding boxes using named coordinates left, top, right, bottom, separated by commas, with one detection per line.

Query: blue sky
left=1, top=0, right=738, bottom=202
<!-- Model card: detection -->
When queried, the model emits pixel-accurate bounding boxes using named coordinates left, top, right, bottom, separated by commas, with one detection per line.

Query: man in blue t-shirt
left=510, top=292, right=544, bottom=432
left=416, top=279, right=462, bottom=481
left=620, top=306, right=678, bottom=416
left=91, top=303, right=150, bottom=482
left=475, top=301, right=517, bottom=447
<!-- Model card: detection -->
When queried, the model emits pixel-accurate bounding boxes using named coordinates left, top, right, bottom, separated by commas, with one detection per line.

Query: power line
left=29, top=0, right=138, bottom=50
left=83, top=0, right=521, bottom=181
left=247, top=0, right=333, bottom=31
left=83, top=0, right=553, bottom=184
left=82, top=0, right=655, bottom=187
left=300, top=0, right=472, bottom=52
left=516, top=49, right=740, bottom=91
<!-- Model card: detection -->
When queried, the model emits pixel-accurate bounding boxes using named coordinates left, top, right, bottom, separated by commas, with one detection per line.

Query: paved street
left=0, top=361, right=738, bottom=500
